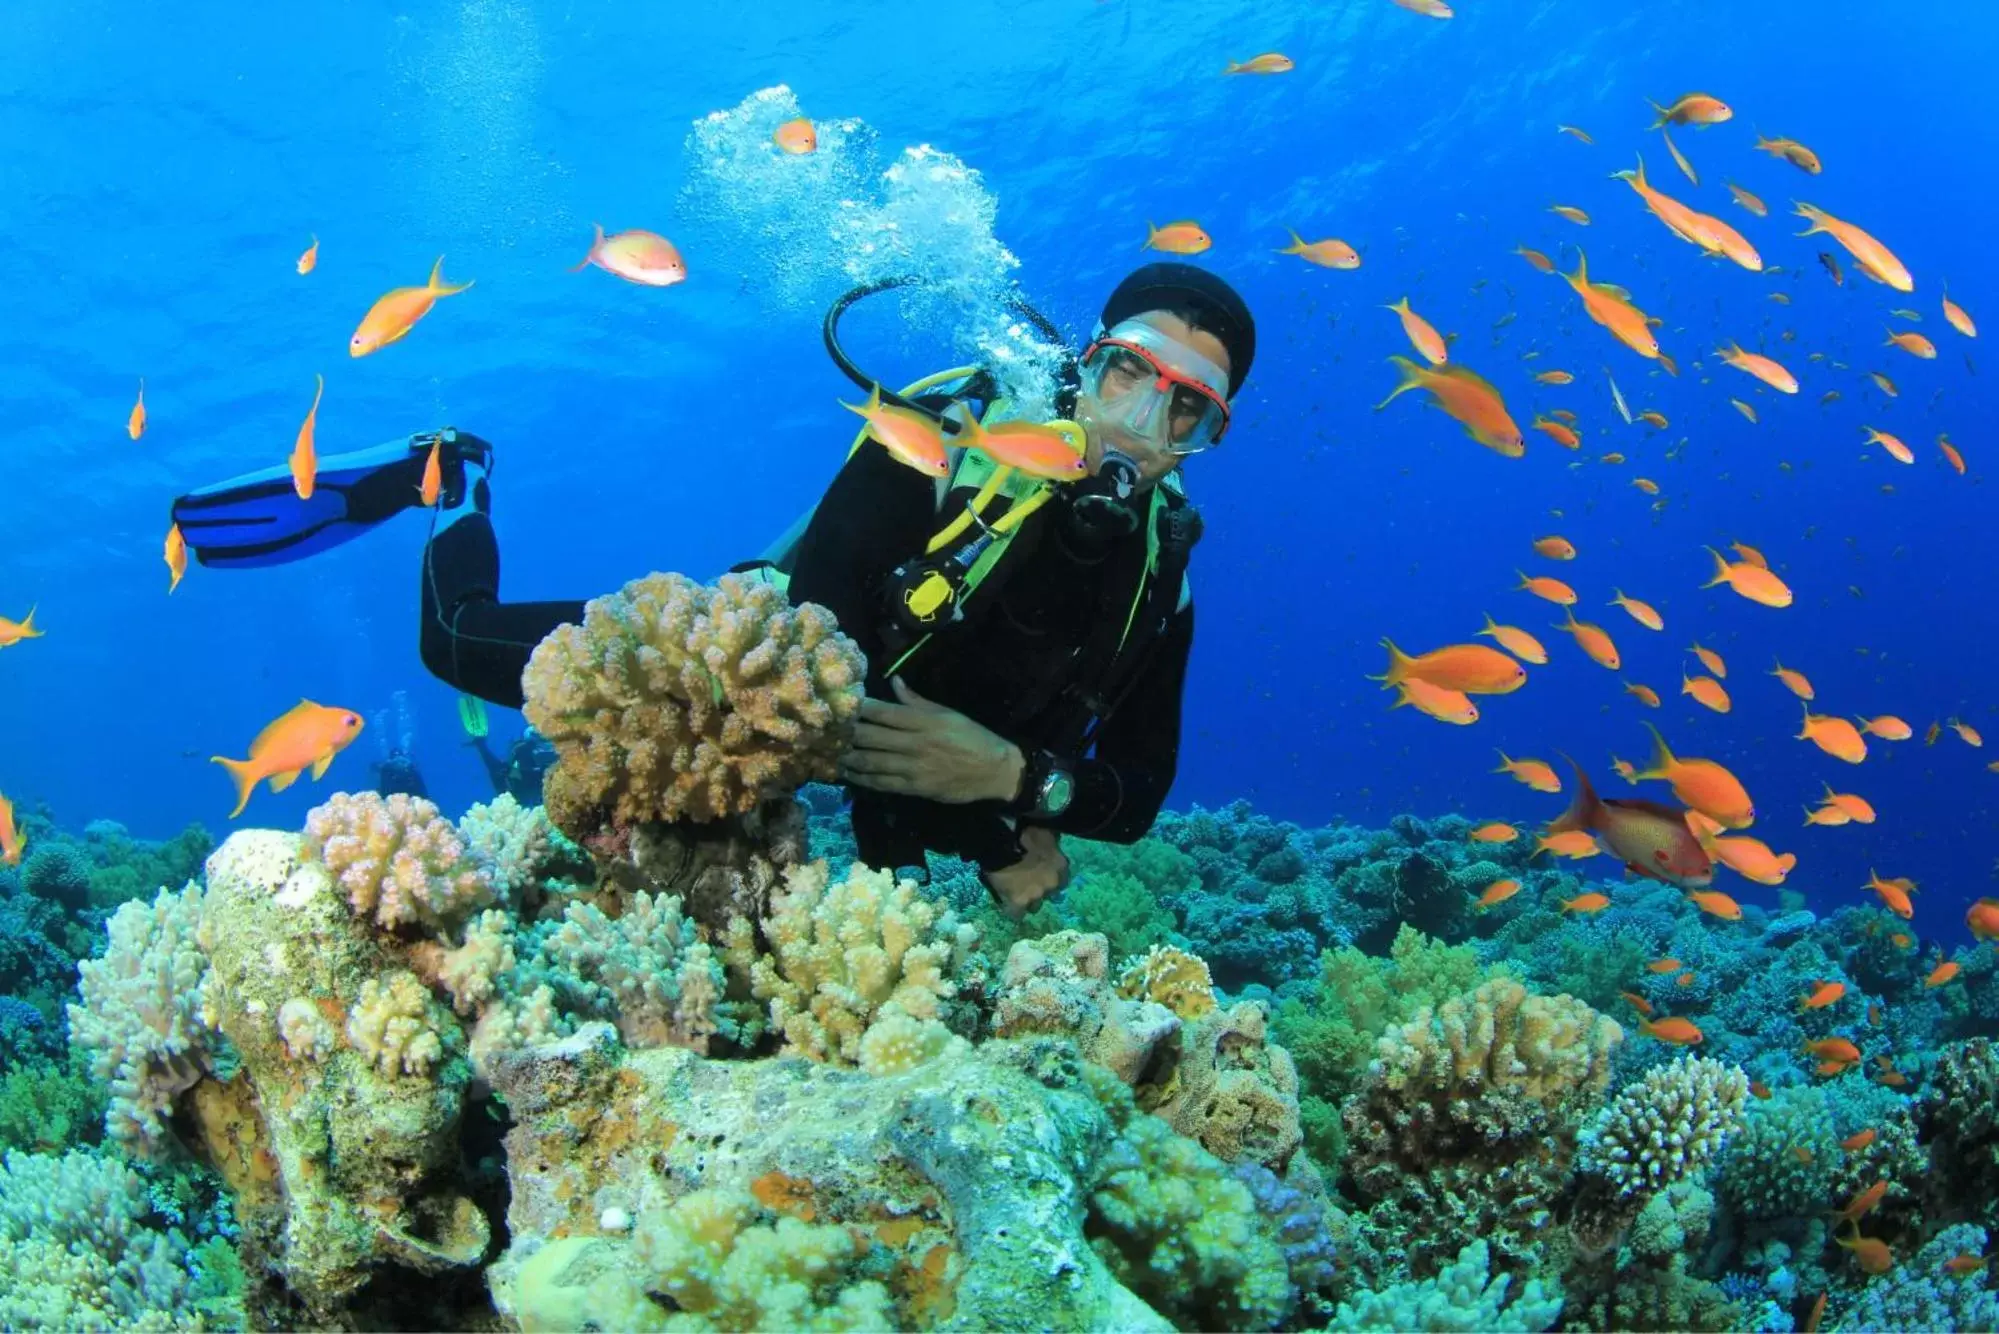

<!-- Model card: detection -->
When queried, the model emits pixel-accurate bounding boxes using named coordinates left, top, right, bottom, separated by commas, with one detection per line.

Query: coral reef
left=1579, top=1054, right=1750, bottom=1199
left=1331, top=1240, right=1564, bottom=1332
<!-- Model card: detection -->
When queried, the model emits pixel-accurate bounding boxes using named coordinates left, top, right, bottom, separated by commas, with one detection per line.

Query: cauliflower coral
left=303, top=791, right=494, bottom=933
left=521, top=572, right=865, bottom=841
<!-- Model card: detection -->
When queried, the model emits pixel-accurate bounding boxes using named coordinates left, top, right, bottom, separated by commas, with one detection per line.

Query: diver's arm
left=1025, top=602, right=1193, bottom=843
left=786, top=442, right=941, bottom=677
left=418, top=506, right=585, bottom=709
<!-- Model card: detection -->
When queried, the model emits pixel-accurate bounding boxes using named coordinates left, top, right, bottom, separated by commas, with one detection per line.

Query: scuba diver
left=169, top=262, right=1253, bottom=918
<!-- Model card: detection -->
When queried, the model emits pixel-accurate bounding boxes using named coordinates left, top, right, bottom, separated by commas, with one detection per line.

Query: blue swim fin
left=171, top=429, right=491, bottom=569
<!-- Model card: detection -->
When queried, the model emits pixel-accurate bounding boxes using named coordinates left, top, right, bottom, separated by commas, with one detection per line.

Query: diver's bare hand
left=981, top=826, right=1070, bottom=919
left=840, top=677, right=1024, bottom=805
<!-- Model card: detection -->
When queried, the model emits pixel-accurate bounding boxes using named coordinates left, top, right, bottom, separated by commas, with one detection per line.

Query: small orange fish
left=1718, top=343, right=1800, bottom=394
left=1807, top=1037, right=1863, bottom=1064
left=1705, top=547, right=1793, bottom=608
left=1871, top=370, right=1900, bottom=398
left=1469, top=822, right=1519, bottom=843
left=774, top=117, right=818, bottom=154
left=1223, top=52, right=1294, bottom=75
left=1391, top=676, right=1479, bottom=725
left=1687, top=889, right=1742, bottom=920
left=958, top=416, right=1088, bottom=483
left=1927, top=961, right=1962, bottom=988
left=1550, top=205, right=1591, bottom=225
left=1517, top=572, right=1577, bottom=605
left=1868, top=871, right=1916, bottom=919
left=1638, top=724, right=1754, bottom=828
left=1555, top=608, right=1621, bottom=669
left=1771, top=661, right=1815, bottom=700
left=1864, top=426, right=1916, bottom=464
left=574, top=226, right=688, bottom=287
left=1944, top=293, right=1978, bottom=339
left=290, top=373, right=323, bottom=501
left=1872, top=1062, right=1909, bottom=1088
left=1970, top=899, right=1999, bottom=941
left=1476, top=614, right=1548, bottom=665
left=1790, top=1145, right=1814, bottom=1164
left=1650, top=93, right=1733, bottom=128
left=296, top=234, right=319, bottom=275
left=1731, top=398, right=1759, bottom=423
left=1608, top=590, right=1663, bottom=631
left=1386, top=297, right=1448, bottom=366
left=1796, top=201, right=1910, bottom=291
left=419, top=439, right=443, bottom=506
left=1150, top=221, right=1215, bottom=256
left=1495, top=752, right=1561, bottom=794
left=1473, top=878, right=1522, bottom=911
left=1758, top=135, right=1825, bottom=175
left=1646, top=959, right=1683, bottom=974
left=1534, top=368, right=1574, bottom=384
left=841, top=383, right=950, bottom=477
left=164, top=522, right=187, bottom=595
left=1798, top=981, right=1845, bottom=1011
left=1750, top=1080, right=1773, bottom=1099
left=1951, top=718, right=1985, bottom=747
left=1535, top=829, right=1604, bottom=860
left=1640, top=1015, right=1704, bottom=1045
left=211, top=699, right=366, bottom=818
left=1805, top=1293, right=1827, bottom=1334
left=1800, top=706, right=1868, bottom=763
left=1601, top=451, right=1627, bottom=465
left=1612, top=757, right=1639, bottom=783
left=1620, top=991, right=1654, bottom=1016
left=1276, top=229, right=1356, bottom=268
left=1726, top=182, right=1768, bottom=217
left=1683, top=674, right=1732, bottom=714
left=1841, top=1128, right=1877, bottom=1152
left=1944, top=1254, right=1991, bottom=1277
left=1625, top=682, right=1662, bottom=708
left=1548, top=408, right=1578, bottom=422
left=1378, top=358, right=1523, bottom=456
left=1886, top=328, right=1938, bottom=359
left=1532, top=535, right=1577, bottom=560
left=1676, top=972, right=1696, bottom=987
left=1533, top=416, right=1582, bottom=448
left=1632, top=477, right=1660, bottom=495
left=0, top=793, right=21, bottom=867
left=127, top=379, right=146, bottom=440
left=1818, top=787, right=1876, bottom=823
left=1838, top=1185, right=1891, bottom=1230
left=0, top=607, right=41, bottom=648
left=1804, top=804, right=1852, bottom=827
left=1516, top=246, right=1557, bottom=274
left=1939, top=434, right=1968, bottom=474
left=1374, top=640, right=1527, bottom=695
left=1563, top=892, right=1611, bottom=914
left=1858, top=715, right=1912, bottom=741
left=1562, top=250, right=1659, bottom=360
left=1816, top=1059, right=1854, bottom=1078
left=350, top=256, right=473, bottom=356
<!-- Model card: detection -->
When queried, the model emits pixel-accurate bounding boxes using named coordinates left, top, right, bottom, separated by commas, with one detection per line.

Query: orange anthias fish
left=1705, top=547, right=1794, bottom=608
left=1691, top=643, right=1727, bottom=677
left=1533, top=369, right=1574, bottom=384
left=1612, top=159, right=1760, bottom=270
left=1640, top=1016, right=1704, bottom=1045
left=1470, top=822, right=1519, bottom=843
left=1927, top=960, right=1962, bottom=988
left=1795, top=202, right=1912, bottom=291
left=1944, top=293, right=1978, bottom=338
left=350, top=257, right=473, bottom=357
left=296, top=234, right=319, bottom=275
left=1800, top=706, right=1869, bottom=764
left=1377, top=357, right=1524, bottom=456
left=1550, top=205, right=1591, bottom=225
left=1637, top=723, right=1755, bottom=829
left=1626, top=683, right=1664, bottom=709
left=1494, top=752, right=1561, bottom=793
left=1870, top=370, right=1900, bottom=398
left=1535, top=829, right=1603, bottom=860
left=574, top=225, right=688, bottom=288
left=1838, top=1182, right=1891, bottom=1224
left=959, top=415, right=1088, bottom=482
left=1533, top=536, right=1577, bottom=560
left=1533, top=416, right=1581, bottom=448
left=1478, top=614, right=1548, bottom=665
left=1563, top=892, right=1611, bottom=914
left=1887, top=329, right=1938, bottom=359
left=1612, top=757, right=1639, bottom=783
left=1683, top=674, right=1731, bottom=714
left=1548, top=759, right=1712, bottom=887
left=1731, top=398, right=1759, bottom=424
left=1798, top=981, right=1846, bottom=1011
left=1517, top=571, right=1577, bottom=605
left=1804, top=804, right=1853, bottom=827
left=1807, top=1037, right=1863, bottom=1064
left=1842, top=1128, right=1878, bottom=1151
left=1687, top=889, right=1743, bottom=920
left=1717, top=343, right=1799, bottom=393
left=164, top=522, right=187, bottom=595
left=1276, top=230, right=1357, bottom=268
left=0, top=793, right=21, bottom=867
left=1473, top=878, right=1522, bottom=911
left=290, top=373, right=323, bottom=501
left=841, top=383, right=950, bottom=477
left=1758, top=134, right=1825, bottom=174
left=1224, top=52, right=1295, bottom=74
left=1968, top=899, right=1999, bottom=940
left=127, top=379, right=146, bottom=440
left=1647, top=958, right=1684, bottom=974
left=1939, top=435, right=1968, bottom=474
left=1391, top=676, right=1479, bottom=725
left=1561, top=251, right=1660, bottom=360
left=211, top=700, right=366, bottom=818
left=1516, top=246, right=1557, bottom=274
left=1727, top=182, right=1768, bottom=217
left=1632, top=477, right=1660, bottom=496
left=1555, top=608, right=1621, bottom=670
left=1620, top=991, right=1654, bottom=1016
left=1373, top=639, right=1527, bottom=694
left=1386, top=298, right=1448, bottom=365
left=1772, top=661, right=1815, bottom=700
left=1859, top=715, right=1913, bottom=741
left=1944, top=1254, right=1991, bottom=1277
left=773, top=118, right=818, bottom=154
left=1610, top=590, right=1663, bottom=631
left=1819, top=787, right=1876, bottom=823
left=1868, top=871, right=1917, bottom=919
left=0, top=607, right=43, bottom=648
left=1635, top=410, right=1668, bottom=429
left=1149, top=221, right=1215, bottom=256
left=1952, top=718, right=1986, bottom=747
left=1651, top=93, right=1732, bottom=128
left=419, top=439, right=443, bottom=506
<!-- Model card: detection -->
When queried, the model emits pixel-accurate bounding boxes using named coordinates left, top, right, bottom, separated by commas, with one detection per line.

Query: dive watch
left=1018, top=750, right=1075, bottom=818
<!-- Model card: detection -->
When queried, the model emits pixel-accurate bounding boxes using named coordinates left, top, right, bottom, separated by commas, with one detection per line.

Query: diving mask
left=1079, top=318, right=1233, bottom=455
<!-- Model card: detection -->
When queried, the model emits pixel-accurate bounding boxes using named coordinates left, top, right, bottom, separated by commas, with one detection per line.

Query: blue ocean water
left=0, top=0, right=1990, bottom=945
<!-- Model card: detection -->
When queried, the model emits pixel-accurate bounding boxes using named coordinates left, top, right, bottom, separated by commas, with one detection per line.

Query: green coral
left=970, top=836, right=1186, bottom=968
left=1273, top=925, right=1504, bottom=1166
left=1718, top=1086, right=1838, bottom=1219
left=0, top=1052, right=107, bottom=1156
left=1331, top=1240, right=1563, bottom=1332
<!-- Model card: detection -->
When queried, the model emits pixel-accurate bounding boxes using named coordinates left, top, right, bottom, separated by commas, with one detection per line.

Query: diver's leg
left=418, top=450, right=586, bottom=710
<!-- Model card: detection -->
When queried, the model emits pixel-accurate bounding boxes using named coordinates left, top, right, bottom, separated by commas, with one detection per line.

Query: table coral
left=521, top=571, right=865, bottom=844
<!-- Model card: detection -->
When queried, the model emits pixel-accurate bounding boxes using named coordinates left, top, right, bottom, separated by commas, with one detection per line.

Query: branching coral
left=521, top=571, right=865, bottom=841
left=1580, top=1055, right=1749, bottom=1199
left=345, top=971, right=446, bottom=1078
left=302, top=791, right=494, bottom=934
left=538, top=892, right=724, bottom=1053
left=1330, top=1239, right=1564, bottom=1332
left=456, top=793, right=558, bottom=907
left=66, top=884, right=215, bottom=1156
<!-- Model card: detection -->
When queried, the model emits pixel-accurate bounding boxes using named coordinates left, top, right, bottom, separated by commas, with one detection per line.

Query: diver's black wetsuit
left=419, top=442, right=1193, bottom=874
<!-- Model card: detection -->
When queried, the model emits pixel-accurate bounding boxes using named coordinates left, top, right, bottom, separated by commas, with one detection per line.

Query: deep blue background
left=0, top=0, right=1990, bottom=939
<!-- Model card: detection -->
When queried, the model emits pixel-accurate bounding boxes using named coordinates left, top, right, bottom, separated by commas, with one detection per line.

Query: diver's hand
left=982, top=826, right=1070, bottom=919
left=839, top=677, right=1025, bottom=805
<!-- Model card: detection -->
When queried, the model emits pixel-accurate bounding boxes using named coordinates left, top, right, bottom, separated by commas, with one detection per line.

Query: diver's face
left=1080, top=311, right=1233, bottom=490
